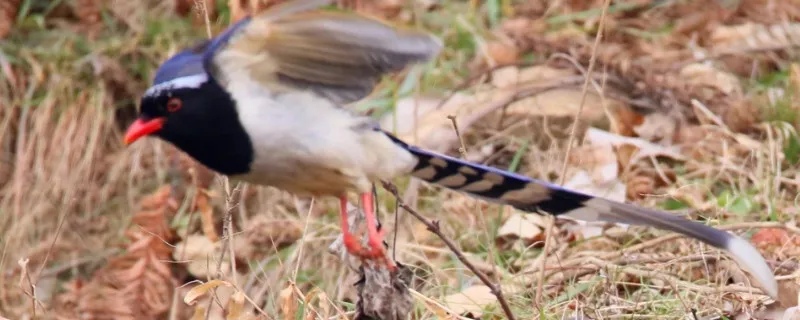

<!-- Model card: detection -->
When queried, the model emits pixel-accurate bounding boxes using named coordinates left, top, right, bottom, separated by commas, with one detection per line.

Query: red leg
left=340, top=193, right=396, bottom=271
left=340, top=195, right=364, bottom=256
left=360, top=192, right=388, bottom=259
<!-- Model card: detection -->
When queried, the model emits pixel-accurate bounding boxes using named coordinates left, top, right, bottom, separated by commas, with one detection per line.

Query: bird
left=122, top=0, right=778, bottom=298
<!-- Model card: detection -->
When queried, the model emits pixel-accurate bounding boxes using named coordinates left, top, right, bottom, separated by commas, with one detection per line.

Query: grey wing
left=201, top=0, right=443, bottom=105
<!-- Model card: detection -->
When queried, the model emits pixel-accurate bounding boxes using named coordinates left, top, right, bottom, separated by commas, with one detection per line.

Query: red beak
left=124, top=118, right=165, bottom=145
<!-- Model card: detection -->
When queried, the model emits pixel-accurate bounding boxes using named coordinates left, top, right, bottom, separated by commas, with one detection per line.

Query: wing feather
left=205, top=0, right=442, bottom=105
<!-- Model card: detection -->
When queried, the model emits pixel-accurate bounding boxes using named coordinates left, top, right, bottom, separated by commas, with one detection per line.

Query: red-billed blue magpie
left=122, top=0, right=778, bottom=298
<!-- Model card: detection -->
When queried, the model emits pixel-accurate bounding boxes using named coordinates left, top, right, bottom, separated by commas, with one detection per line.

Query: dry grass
left=2, top=0, right=800, bottom=319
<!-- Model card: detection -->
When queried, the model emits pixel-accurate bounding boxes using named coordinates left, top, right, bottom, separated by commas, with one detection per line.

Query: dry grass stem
left=536, top=0, right=612, bottom=308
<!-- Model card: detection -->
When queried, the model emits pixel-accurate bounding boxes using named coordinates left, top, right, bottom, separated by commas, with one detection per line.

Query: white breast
left=224, top=77, right=418, bottom=197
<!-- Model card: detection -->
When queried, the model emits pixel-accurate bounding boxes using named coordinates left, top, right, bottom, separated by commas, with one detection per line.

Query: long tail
left=384, top=132, right=778, bottom=298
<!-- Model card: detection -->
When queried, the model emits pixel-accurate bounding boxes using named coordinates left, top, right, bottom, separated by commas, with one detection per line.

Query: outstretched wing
left=201, top=0, right=443, bottom=105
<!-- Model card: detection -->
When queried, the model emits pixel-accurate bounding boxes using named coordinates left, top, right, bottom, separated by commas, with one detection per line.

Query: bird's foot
left=339, top=193, right=396, bottom=272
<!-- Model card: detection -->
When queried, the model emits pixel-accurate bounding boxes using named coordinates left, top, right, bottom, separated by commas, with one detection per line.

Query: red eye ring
left=167, top=97, right=182, bottom=112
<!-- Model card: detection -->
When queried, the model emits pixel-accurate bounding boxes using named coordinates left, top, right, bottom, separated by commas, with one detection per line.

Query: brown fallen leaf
left=751, top=228, right=793, bottom=249
left=776, top=273, right=800, bottom=309
left=679, top=63, right=742, bottom=96
left=378, top=90, right=503, bottom=151
left=442, top=285, right=496, bottom=318
left=227, top=291, right=247, bottom=320
left=185, top=280, right=238, bottom=320
left=0, top=0, right=18, bottom=39
left=280, top=283, right=298, bottom=320
left=503, top=88, right=611, bottom=126
left=584, top=127, right=685, bottom=164
left=485, top=40, right=520, bottom=65
left=710, top=23, right=800, bottom=54
left=491, top=66, right=521, bottom=88
left=196, top=191, right=220, bottom=242
left=441, top=284, right=523, bottom=318
left=632, top=112, right=679, bottom=145
left=184, top=280, right=233, bottom=306
left=174, top=234, right=229, bottom=279
left=495, top=213, right=544, bottom=250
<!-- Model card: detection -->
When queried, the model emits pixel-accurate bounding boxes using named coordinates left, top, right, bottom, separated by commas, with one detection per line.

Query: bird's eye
left=166, top=97, right=182, bottom=112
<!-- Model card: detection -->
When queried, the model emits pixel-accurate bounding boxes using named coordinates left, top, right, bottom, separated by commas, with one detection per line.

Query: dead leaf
left=584, top=127, right=685, bottom=163
left=196, top=192, right=220, bottom=242
left=632, top=112, right=678, bottom=145
left=184, top=280, right=233, bottom=306
left=485, top=40, right=519, bottom=65
left=0, top=0, right=18, bottom=39
left=609, top=104, right=646, bottom=137
left=227, top=290, right=246, bottom=320
left=563, top=169, right=626, bottom=238
left=174, top=234, right=229, bottom=279
left=302, top=287, right=322, bottom=320
left=680, top=63, right=742, bottom=96
left=777, top=274, right=800, bottom=309
left=280, top=283, right=298, bottom=320
left=192, top=305, right=208, bottom=320
left=491, top=66, right=520, bottom=88
left=516, top=65, right=576, bottom=84
left=409, top=290, right=460, bottom=320
left=441, top=284, right=523, bottom=318
left=442, top=285, right=496, bottom=318
left=379, top=90, right=505, bottom=151
left=710, top=23, right=800, bottom=53
left=566, top=144, right=619, bottom=184
left=504, top=88, right=610, bottom=125
left=496, top=213, right=544, bottom=250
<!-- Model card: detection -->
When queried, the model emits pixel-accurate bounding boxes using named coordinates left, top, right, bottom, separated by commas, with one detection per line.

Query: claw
left=337, top=193, right=395, bottom=271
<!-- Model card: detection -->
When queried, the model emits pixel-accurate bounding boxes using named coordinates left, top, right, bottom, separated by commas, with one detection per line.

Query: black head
left=124, top=51, right=254, bottom=175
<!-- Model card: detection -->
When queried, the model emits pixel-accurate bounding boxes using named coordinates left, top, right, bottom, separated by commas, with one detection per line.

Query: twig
left=17, top=258, right=39, bottom=316
left=225, top=181, right=242, bottom=287
left=447, top=114, right=503, bottom=287
left=446, top=115, right=468, bottom=158
left=380, top=181, right=517, bottom=320
left=450, top=112, right=510, bottom=292
left=205, top=178, right=241, bottom=320
left=538, top=0, right=612, bottom=307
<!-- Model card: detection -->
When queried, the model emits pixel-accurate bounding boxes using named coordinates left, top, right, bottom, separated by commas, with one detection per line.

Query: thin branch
left=446, top=115, right=468, bottom=158
left=206, top=178, right=242, bottom=320
left=380, top=181, right=517, bottom=320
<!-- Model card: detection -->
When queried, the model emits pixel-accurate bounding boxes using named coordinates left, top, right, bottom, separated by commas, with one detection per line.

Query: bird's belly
left=231, top=159, right=361, bottom=197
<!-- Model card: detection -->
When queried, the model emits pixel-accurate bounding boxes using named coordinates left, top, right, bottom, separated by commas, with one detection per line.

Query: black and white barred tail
left=384, top=132, right=778, bottom=299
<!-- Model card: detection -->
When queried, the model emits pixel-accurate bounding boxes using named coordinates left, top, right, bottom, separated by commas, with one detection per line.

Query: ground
left=1, top=0, right=800, bottom=319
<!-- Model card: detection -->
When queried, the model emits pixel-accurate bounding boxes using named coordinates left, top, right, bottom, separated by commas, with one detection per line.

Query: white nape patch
left=726, top=236, right=779, bottom=299
left=144, top=73, right=209, bottom=97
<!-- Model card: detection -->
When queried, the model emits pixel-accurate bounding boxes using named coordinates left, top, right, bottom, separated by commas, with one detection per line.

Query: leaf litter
left=4, top=0, right=800, bottom=319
